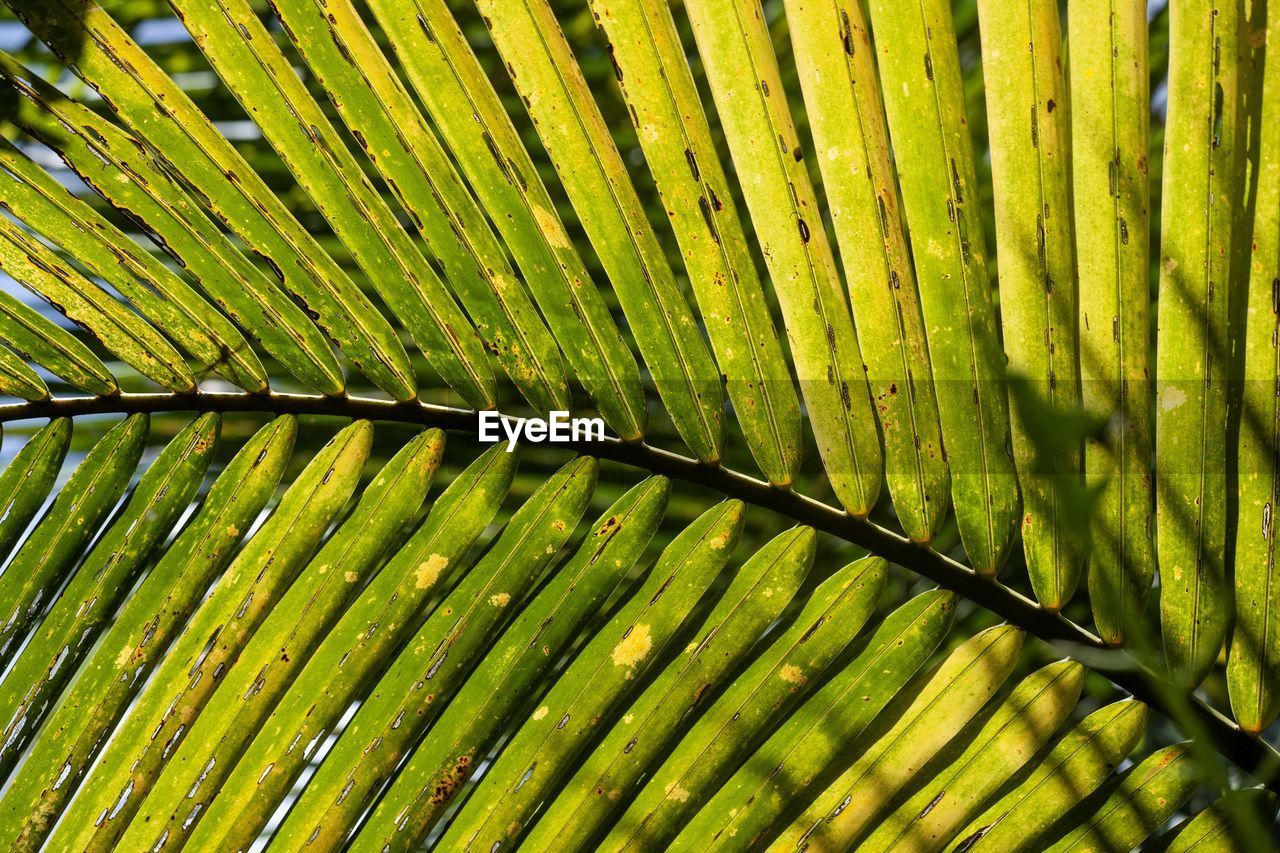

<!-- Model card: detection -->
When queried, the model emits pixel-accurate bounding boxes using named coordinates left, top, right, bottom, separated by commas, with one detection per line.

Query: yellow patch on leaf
left=415, top=554, right=449, bottom=589
left=611, top=624, right=653, bottom=668
left=779, top=664, right=807, bottom=685
left=664, top=781, right=691, bottom=803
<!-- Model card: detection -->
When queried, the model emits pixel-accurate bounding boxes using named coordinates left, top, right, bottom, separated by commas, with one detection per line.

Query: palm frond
left=0, top=0, right=1274, bottom=849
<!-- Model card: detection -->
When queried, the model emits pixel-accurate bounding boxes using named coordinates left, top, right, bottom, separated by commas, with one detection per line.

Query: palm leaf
left=0, top=0, right=1274, bottom=850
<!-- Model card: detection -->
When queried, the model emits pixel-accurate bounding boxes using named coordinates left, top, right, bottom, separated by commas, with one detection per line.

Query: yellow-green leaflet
left=121, top=429, right=444, bottom=850
left=363, top=0, right=646, bottom=440
left=587, top=0, right=802, bottom=485
left=0, top=137, right=266, bottom=392
left=1071, top=0, right=1154, bottom=644
left=1229, top=1, right=1280, bottom=732
left=269, top=0, right=569, bottom=412
left=773, top=625, right=1024, bottom=850
left=0, top=211, right=194, bottom=392
left=189, top=443, right=517, bottom=852
left=351, top=475, right=670, bottom=852
left=784, top=0, right=949, bottom=539
left=1044, top=743, right=1199, bottom=852
left=978, top=0, right=1083, bottom=609
left=955, top=699, right=1149, bottom=852
left=169, top=0, right=496, bottom=407
left=861, top=660, right=1084, bottom=852
left=0, top=49, right=342, bottom=397
left=10, top=0, right=418, bottom=401
left=602, top=557, right=890, bottom=851
left=526, top=526, right=814, bottom=850
left=0, top=416, right=296, bottom=852
left=0, top=287, right=116, bottom=397
left=683, top=0, right=882, bottom=515
left=50, top=421, right=372, bottom=853
left=0, top=341, right=47, bottom=400
left=1166, top=788, right=1278, bottom=852
left=0, top=418, right=69, bottom=565
left=0, top=414, right=145, bottom=666
left=0, top=414, right=220, bottom=781
left=440, top=499, right=745, bottom=850
left=867, top=0, right=1020, bottom=572
left=684, top=589, right=956, bottom=850
left=473, top=0, right=723, bottom=462
left=1156, top=0, right=1241, bottom=687
left=272, top=455, right=599, bottom=851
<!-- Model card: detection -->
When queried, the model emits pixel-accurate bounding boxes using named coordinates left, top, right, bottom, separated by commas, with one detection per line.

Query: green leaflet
left=1156, top=0, right=1241, bottom=687
left=526, top=526, right=814, bottom=850
left=588, top=0, right=802, bottom=485
left=474, top=0, right=723, bottom=462
left=0, top=50, right=343, bottom=397
left=867, top=0, right=1020, bottom=573
left=122, top=429, right=444, bottom=850
left=363, top=0, right=646, bottom=440
left=272, top=455, right=599, bottom=851
left=978, top=0, right=1083, bottom=609
left=0, top=138, right=265, bottom=392
left=11, top=0, right=417, bottom=401
left=352, top=474, right=670, bottom=852
left=685, top=589, right=956, bottom=850
left=603, top=556, right=890, bottom=851
left=0, top=210, right=194, bottom=392
left=270, top=0, right=568, bottom=413
left=775, top=625, right=1024, bottom=850
left=0, top=342, right=47, bottom=400
left=0, top=413, right=145, bottom=666
left=0, top=418, right=68, bottom=565
left=1166, top=788, right=1278, bottom=852
left=189, top=443, right=517, bottom=852
left=169, top=0, right=495, bottom=407
left=784, top=0, right=949, bottom=539
left=0, top=414, right=219, bottom=780
left=1229, top=3, right=1280, bottom=732
left=684, top=0, right=882, bottom=515
left=0, top=416, right=295, bottom=852
left=440, top=499, right=746, bottom=849
left=1071, top=0, right=1154, bottom=644
left=0, top=286, right=116, bottom=397
left=955, top=699, right=1149, bottom=852
left=861, top=660, right=1084, bottom=852
left=50, top=420, right=372, bottom=853
left=1045, top=743, right=1198, bottom=852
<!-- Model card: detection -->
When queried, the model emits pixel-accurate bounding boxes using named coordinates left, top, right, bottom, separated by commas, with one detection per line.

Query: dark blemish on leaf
left=1212, top=80, right=1224, bottom=148
left=699, top=197, right=720, bottom=243
left=416, top=13, right=435, bottom=42
left=607, top=44, right=623, bottom=82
